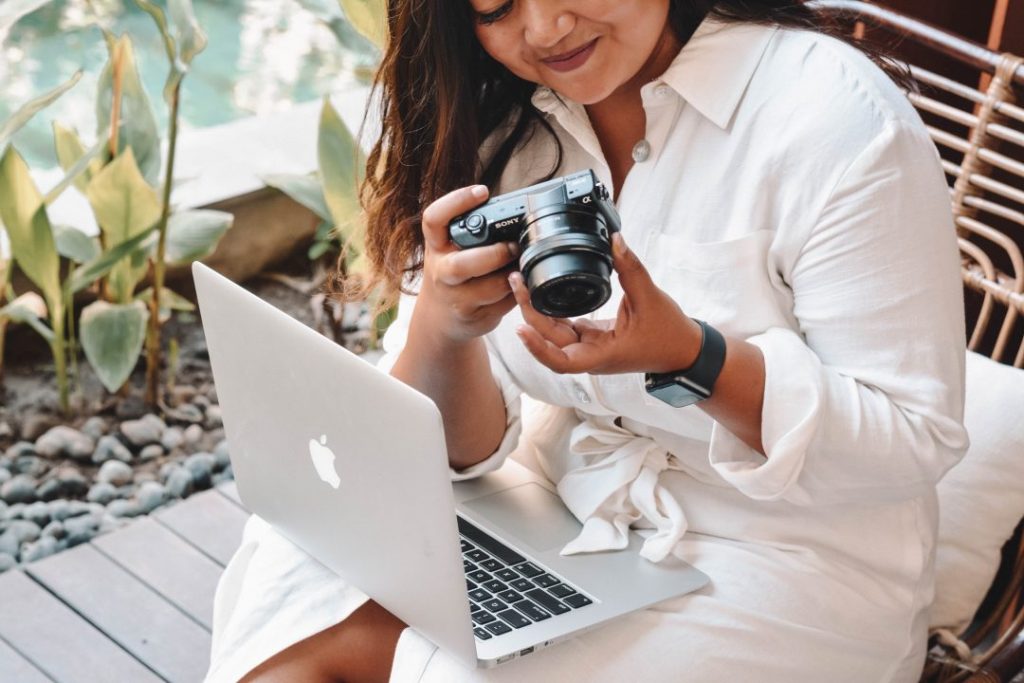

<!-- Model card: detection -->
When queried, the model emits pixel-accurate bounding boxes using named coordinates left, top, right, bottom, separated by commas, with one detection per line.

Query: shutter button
left=465, top=213, right=486, bottom=235
left=631, top=139, right=651, bottom=163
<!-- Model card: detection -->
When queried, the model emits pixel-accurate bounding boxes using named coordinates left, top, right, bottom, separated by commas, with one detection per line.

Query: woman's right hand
left=415, top=184, right=520, bottom=343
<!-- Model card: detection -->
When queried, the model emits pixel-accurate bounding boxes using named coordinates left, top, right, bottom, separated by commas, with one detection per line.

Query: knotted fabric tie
left=556, top=416, right=687, bottom=562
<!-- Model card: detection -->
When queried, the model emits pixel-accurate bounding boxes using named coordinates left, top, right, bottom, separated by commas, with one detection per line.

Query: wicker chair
left=811, top=2, right=1024, bottom=680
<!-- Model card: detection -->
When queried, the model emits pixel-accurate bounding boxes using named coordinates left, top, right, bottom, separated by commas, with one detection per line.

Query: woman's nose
left=520, top=1, right=574, bottom=49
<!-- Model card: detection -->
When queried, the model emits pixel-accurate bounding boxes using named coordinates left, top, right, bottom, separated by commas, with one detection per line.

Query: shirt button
left=572, top=381, right=591, bottom=404
left=631, top=139, right=651, bottom=163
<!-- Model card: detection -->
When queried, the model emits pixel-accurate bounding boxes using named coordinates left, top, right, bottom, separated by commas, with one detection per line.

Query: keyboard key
left=497, top=609, right=531, bottom=629
left=564, top=593, right=593, bottom=608
left=533, top=573, right=559, bottom=588
left=483, top=579, right=506, bottom=593
left=472, top=611, right=496, bottom=625
left=469, top=588, right=491, bottom=602
left=515, top=562, right=544, bottom=578
left=480, top=559, right=503, bottom=572
left=497, top=589, right=522, bottom=603
left=510, top=578, right=534, bottom=592
left=495, top=568, right=519, bottom=582
left=473, top=626, right=492, bottom=640
left=548, top=584, right=576, bottom=599
left=458, top=517, right=527, bottom=565
left=466, top=579, right=476, bottom=591
left=468, top=569, right=491, bottom=583
left=466, top=549, right=489, bottom=562
left=470, top=602, right=483, bottom=613
left=482, top=598, right=507, bottom=613
left=525, top=588, right=571, bottom=615
left=485, top=621, right=513, bottom=636
left=515, top=600, right=552, bottom=622
left=461, top=540, right=473, bottom=552
left=463, top=560, right=475, bottom=572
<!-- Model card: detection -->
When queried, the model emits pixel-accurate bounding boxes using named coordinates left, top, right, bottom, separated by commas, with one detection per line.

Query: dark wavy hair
left=334, top=1, right=909, bottom=305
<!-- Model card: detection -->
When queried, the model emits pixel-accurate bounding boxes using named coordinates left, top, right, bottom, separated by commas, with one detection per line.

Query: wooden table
left=0, top=482, right=249, bottom=683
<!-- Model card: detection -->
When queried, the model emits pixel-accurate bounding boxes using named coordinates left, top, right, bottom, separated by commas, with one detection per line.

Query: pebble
left=0, top=553, right=15, bottom=573
left=161, top=426, right=185, bottom=452
left=114, top=394, right=147, bottom=420
left=52, top=467, right=89, bottom=499
left=20, top=413, right=58, bottom=442
left=6, top=519, right=41, bottom=544
left=0, top=421, right=13, bottom=442
left=87, top=482, right=118, bottom=505
left=21, top=536, right=58, bottom=563
left=92, top=435, right=133, bottom=465
left=0, top=532, right=19, bottom=558
left=183, top=424, right=204, bottom=447
left=138, top=444, right=164, bottom=462
left=135, top=471, right=157, bottom=484
left=168, top=403, right=204, bottom=424
left=80, top=416, right=107, bottom=441
left=98, top=460, right=134, bottom=487
left=107, top=499, right=142, bottom=518
left=42, top=520, right=65, bottom=539
left=4, top=441, right=36, bottom=460
left=63, top=514, right=99, bottom=547
left=120, top=414, right=166, bottom=448
left=4, top=503, right=24, bottom=521
left=35, top=478, right=62, bottom=501
left=166, top=467, right=194, bottom=499
left=137, top=482, right=166, bottom=513
left=205, top=405, right=223, bottom=430
left=184, top=453, right=216, bottom=490
left=47, top=499, right=71, bottom=521
left=0, top=468, right=10, bottom=486
left=35, top=425, right=95, bottom=461
left=13, top=454, right=48, bottom=478
left=193, top=394, right=211, bottom=410
left=22, top=501, right=50, bottom=527
left=1, top=475, right=37, bottom=504
left=170, top=385, right=198, bottom=406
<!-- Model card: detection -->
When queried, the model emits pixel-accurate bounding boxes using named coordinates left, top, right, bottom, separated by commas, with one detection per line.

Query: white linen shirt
left=208, top=18, right=970, bottom=683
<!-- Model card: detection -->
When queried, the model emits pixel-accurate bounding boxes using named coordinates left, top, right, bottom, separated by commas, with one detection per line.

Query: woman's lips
left=541, top=38, right=598, bottom=73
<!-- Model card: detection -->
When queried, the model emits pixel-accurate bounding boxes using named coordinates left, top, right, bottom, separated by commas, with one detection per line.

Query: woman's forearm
left=699, top=335, right=767, bottom=456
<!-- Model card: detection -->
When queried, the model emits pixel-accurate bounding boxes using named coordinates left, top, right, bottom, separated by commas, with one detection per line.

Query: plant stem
left=51, top=303, right=68, bottom=414
left=145, top=82, right=180, bottom=406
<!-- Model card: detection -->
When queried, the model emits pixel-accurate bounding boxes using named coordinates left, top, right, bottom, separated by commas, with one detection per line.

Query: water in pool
left=0, top=0, right=377, bottom=171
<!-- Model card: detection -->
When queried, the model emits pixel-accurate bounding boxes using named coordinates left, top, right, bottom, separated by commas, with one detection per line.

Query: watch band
left=645, top=319, right=727, bottom=398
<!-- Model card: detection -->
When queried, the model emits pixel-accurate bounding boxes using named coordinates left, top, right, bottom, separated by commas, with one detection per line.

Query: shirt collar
left=531, top=18, right=778, bottom=130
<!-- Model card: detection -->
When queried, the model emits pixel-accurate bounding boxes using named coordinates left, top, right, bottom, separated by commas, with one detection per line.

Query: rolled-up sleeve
left=708, top=122, right=969, bottom=504
left=377, top=292, right=523, bottom=481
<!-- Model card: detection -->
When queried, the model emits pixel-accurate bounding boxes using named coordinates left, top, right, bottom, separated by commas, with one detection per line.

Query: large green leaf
left=263, top=173, right=332, bottom=222
left=66, top=225, right=157, bottom=295
left=337, top=0, right=387, bottom=48
left=0, top=148, right=60, bottom=307
left=0, top=71, right=83, bottom=153
left=163, top=209, right=233, bottom=264
left=52, top=123, right=107, bottom=194
left=53, top=224, right=101, bottom=264
left=318, top=99, right=365, bottom=242
left=79, top=300, right=148, bottom=393
left=85, top=147, right=162, bottom=302
left=0, top=0, right=52, bottom=36
left=96, top=35, right=162, bottom=185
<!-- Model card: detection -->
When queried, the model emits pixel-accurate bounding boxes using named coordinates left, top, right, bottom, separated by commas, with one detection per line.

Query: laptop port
left=520, top=647, right=535, bottom=656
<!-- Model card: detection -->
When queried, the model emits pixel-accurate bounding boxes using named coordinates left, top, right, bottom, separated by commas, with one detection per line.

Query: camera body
left=448, top=169, right=621, bottom=318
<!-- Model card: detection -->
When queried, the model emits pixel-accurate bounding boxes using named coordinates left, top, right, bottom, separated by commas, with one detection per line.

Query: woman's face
left=468, top=0, right=676, bottom=105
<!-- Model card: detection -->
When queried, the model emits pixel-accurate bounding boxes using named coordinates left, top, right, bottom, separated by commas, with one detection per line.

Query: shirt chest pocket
left=646, top=228, right=791, bottom=339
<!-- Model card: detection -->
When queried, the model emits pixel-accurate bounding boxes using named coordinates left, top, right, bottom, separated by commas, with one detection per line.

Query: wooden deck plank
left=0, top=570, right=161, bottom=683
left=0, top=634, right=54, bottom=683
left=216, top=479, right=244, bottom=508
left=92, top=517, right=223, bottom=630
left=155, top=489, right=249, bottom=566
left=26, top=545, right=210, bottom=683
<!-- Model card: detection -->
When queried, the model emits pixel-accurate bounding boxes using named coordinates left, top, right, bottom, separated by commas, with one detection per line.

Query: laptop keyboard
left=458, top=516, right=594, bottom=641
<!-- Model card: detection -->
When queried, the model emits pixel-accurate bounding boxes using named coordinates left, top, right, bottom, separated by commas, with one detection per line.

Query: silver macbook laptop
left=192, top=262, right=709, bottom=668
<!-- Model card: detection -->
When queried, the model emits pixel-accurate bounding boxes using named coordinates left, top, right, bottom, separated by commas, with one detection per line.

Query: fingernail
left=508, top=242, right=520, bottom=257
left=470, top=185, right=488, bottom=199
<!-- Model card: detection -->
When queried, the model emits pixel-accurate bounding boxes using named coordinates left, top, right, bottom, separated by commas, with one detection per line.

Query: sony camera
left=448, top=169, right=621, bottom=318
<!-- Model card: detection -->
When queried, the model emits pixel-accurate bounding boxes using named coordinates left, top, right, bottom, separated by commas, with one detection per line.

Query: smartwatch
left=644, top=319, right=727, bottom=408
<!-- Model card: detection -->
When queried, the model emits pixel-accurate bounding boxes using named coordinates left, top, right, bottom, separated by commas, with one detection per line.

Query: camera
left=448, top=169, right=621, bottom=318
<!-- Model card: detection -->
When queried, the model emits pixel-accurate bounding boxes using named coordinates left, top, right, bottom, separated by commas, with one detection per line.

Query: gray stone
left=192, top=394, right=211, bottom=410
left=97, top=460, right=133, bottom=487
left=204, top=404, right=223, bottom=430
left=183, top=423, right=204, bottom=447
left=134, top=471, right=157, bottom=484
left=168, top=403, right=204, bottom=424
left=0, top=532, right=19, bottom=558
left=41, top=520, right=65, bottom=539
left=87, top=482, right=118, bottom=505
left=1, top=475, right=37, bottom=504
left=80, top=416, right=107, bottom=442
left=120, top=414, right=166, bottom=448
left=98, top=514, right=127, bottom=534
left=0, top=421, right=13, bottom=442
left=0, top=500, right=6, bottom=518
left=106, top=499, right=142, bottom=518
left=3, top=503, right=24, bottom=521
left=213, top=438, right=231, bottom=464
left=63, top=513, right=99, bottom=538
left=13, top=454, right=47, bottom=478
left=20, top=413, right=58, bottom=442
left=92, top=435, right=133, bottom=464
left=114, top=394, right=147, bottom=420
left=137, top=481, right=166, bottom=513
left=138, top=444, right=164, bottom=462
left=184, top=453, right=215, bottom=490
left=159, top=462, right=178, bottom=482
left=114, top=485, right=136, bottom=499
left=0, top=553, right=15, bottom=573
left=161, top=426, right=185, bottom=452
left=35, top=478, right=62, bottom=501
left=51, top=467, right=89, bottom=498
left=35, top=425, right=95, bottom=461
left=22, top=501, right=50, bottom=527
left=170, top=385, right=198, bottom=406
left=4, top=441, right=36, bottom=460
left=6, top=519, right=41, bottom=544
left=0, top=467, right=10, bottom=486
left=47, top=499, right=71, bottom=521
left=21, top=535, right=58, bottom=563
left=166, top=467, right=194, bottom=499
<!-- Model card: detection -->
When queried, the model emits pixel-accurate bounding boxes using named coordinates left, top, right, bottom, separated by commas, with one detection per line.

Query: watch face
left=648, top=381, right=705, bottom=408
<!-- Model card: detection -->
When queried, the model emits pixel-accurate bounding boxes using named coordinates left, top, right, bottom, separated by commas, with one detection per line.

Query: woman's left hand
left=511, top=233, right=703, bottom=376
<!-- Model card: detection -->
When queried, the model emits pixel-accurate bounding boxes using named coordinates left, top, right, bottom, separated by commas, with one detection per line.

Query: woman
left=207, top=1, right=969, bottom=681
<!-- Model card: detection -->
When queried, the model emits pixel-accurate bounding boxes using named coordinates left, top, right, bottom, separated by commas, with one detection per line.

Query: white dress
left=205, top=18, right=969, bottom=683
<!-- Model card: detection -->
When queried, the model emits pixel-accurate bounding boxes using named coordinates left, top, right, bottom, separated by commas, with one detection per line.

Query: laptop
left=192, top=261, right=709, bottom=668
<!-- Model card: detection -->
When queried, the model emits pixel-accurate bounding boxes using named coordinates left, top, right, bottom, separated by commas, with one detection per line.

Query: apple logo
left=309, top=434, right=341, bottom=489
